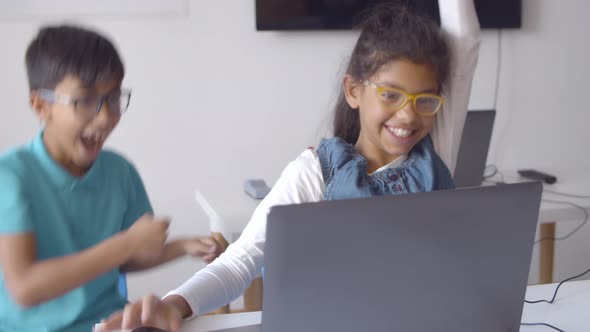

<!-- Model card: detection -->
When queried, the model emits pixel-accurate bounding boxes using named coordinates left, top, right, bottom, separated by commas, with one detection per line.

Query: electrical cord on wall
left=493, top=29, right=503, bottom=111
left=487, top=29, right=505, bottom=166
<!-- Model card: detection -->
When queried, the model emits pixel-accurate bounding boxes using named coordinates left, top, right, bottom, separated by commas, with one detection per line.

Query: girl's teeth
left=388, top=127, right=413, bottom=138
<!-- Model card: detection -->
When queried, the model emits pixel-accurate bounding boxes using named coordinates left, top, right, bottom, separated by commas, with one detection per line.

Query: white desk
left=504, top=170, right=590, bottom=284
left=520, top=279, right=590, bottom=331
left=514, top=170, right=590, bottom=225
left=187, top=311, right=261, bottom=332
left=184, top=280, right=590, bottom=332
left=196, top=170, right=590, bottom=284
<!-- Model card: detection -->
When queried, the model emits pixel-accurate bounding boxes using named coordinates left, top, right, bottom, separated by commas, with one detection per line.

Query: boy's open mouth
left=80, top=134, right=105, bottom=154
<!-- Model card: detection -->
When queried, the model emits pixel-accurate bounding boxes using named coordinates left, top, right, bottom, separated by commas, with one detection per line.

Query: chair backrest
left=117, top=273, right=127, bottom=300
left=195, top=188, right=263, bottom=314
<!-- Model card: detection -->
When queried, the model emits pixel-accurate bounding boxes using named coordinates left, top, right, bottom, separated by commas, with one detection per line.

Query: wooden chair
left=206, top=231, right=263, bottom=314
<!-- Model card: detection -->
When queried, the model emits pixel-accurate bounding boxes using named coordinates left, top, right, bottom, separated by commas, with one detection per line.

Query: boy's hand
left=97, top=295, right=185, bottom=332
left=126, top=214, right=170, bottom=261
left=182, top=236, right=222, bottom=263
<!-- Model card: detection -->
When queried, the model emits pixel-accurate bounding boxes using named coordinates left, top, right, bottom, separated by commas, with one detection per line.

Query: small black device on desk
left=518, top=169, right=557, bottom=184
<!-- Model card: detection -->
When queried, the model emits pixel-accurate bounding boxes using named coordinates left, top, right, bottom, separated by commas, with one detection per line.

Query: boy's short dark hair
left=25, top=24, right=125, bottom=91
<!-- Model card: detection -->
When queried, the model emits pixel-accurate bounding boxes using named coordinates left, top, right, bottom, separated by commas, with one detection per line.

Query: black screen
left=256, top=0, right=521, bottom=30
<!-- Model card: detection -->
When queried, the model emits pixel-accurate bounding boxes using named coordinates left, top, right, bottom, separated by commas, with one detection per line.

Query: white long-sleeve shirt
left=168, top=0, right=481, bottom=318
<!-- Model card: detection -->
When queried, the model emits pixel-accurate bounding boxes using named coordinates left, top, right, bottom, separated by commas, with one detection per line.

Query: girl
left=101, top=0, right=480, bottom=330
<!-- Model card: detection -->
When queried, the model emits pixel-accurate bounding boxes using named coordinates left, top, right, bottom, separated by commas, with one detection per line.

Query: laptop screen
left=453, top=110, right=496, bottom=187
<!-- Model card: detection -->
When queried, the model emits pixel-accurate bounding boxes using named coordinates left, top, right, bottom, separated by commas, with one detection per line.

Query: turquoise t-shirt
left=0, top=131, right=152, bottom=332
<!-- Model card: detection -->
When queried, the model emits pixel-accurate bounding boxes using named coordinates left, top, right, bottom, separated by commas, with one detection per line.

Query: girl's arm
left=431, top=0, right=482, bottom=174
left=166, top=149, right=324, bottom=318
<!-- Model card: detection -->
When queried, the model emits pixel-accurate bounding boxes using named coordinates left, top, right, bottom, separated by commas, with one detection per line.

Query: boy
left=0, top=25, right=219, bottom=332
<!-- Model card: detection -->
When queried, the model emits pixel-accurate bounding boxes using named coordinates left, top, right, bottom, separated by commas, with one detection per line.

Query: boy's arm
left=117, top=163, right=220, bottom=272
left=0, top=231, right=134, bottom=308
left=121, top=236, right=221, bottom=272
left=0, top=212, right=168, bottom=308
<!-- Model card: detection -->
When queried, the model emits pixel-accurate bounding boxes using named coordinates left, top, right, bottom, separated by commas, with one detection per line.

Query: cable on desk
left=483, top=164, right=504, bottom=183
left=481, top=179, right=589, bottom=244
left=520, top=322, right=565, bottom=332
left=483, top=166, right=590, bottom=201
left=543, top=189, right=590, bottom=199
left=521, top=267, right=590, bottom=332
left=536, top=199, right=588, bottom=244
left=525, top=267, right=590, bottom=304
left=483, top=166, right=589, bottom=244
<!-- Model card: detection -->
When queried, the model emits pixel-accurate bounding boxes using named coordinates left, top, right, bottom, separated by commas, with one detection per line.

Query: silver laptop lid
left=263, top=182, right=541, bottom=332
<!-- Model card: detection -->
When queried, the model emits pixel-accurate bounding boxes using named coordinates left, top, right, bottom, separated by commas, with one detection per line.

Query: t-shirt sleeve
left=0, top=165, right=33, bottom=234
left=121, top=162, right=153, bottom=230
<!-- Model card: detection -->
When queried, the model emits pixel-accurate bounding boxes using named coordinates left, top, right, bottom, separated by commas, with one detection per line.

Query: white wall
left=487, top=0, right=590, bottom=286
left=0, top=0, right=589, bottom=301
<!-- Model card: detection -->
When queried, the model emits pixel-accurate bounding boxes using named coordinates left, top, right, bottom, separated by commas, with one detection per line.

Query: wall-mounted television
left=256, top=0, right=522, bottom=31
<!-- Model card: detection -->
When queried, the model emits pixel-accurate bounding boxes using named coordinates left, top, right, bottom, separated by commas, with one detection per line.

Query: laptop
left=454, top=110, right=496, bottom=187
left=225, top=182, right=539, bottom=332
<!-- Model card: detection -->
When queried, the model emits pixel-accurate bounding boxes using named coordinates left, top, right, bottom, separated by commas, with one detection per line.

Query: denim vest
left=317, top=135, right=454, bottom=200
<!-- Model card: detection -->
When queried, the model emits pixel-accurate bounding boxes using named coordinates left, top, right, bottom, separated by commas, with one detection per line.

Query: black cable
left=535, top=199, right=588, bottom=244
left=483, top=164, right=504, bottom=183
left=520, top=322, right=565, bottom=332
left=486, top=30, right=504, bottom=163
left=525, top=267, right=590, bottom=304
left=543, top=189, right=590, bottom=199
left=521, top=268, right=590, bottom=331
left=493, top=30, right=503, bottom=111
left=482, top=166, right=589, bottom=244
left=483, top=165, right=498, bottom=179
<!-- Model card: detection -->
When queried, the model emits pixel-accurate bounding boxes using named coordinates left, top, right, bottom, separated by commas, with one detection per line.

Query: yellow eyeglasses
left=362, top=80, right=444, bottom=116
